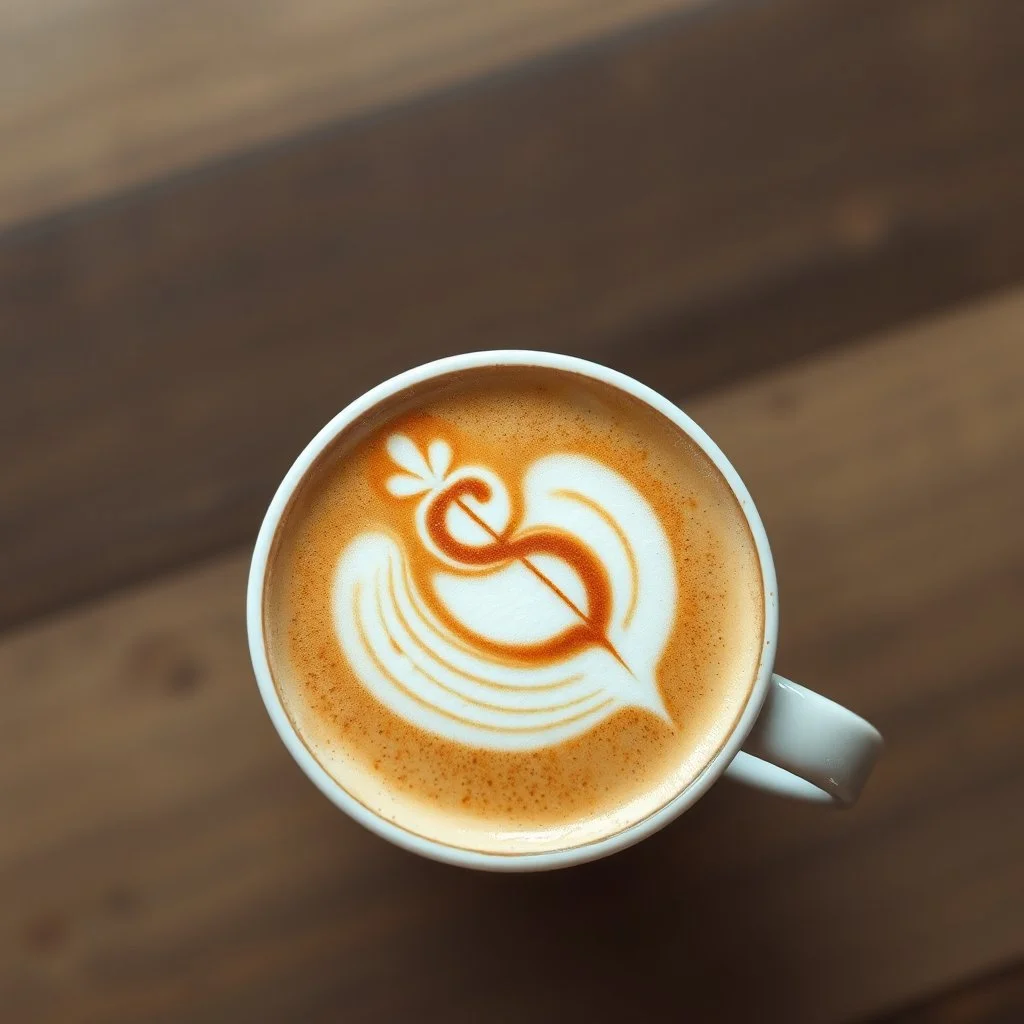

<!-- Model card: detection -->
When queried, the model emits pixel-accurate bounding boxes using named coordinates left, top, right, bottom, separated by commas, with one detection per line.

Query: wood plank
left=2, top=290, right=1022, bottom=1023
left=3, top=0, right=1024, bottom=631
left=0, top=0, right=697, bottom=227
left=872, top=961, right=1024, bottom=1023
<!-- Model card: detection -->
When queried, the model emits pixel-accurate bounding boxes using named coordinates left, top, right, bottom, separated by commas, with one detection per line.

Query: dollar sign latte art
left=333, top=432, right=678, bottom=750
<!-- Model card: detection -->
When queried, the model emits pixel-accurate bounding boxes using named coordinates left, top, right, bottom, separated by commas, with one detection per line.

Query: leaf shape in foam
left=386, top=473, right=432, bottom=497
left=386, top=433, right=431, bottom=481
left=427, top=439, right=453, bottom=480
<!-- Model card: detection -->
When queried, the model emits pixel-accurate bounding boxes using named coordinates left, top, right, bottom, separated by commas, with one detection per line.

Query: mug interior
left=247, top=351, right=778, bottom=870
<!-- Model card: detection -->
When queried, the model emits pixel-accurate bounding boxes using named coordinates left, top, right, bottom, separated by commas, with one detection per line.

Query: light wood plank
left=1, top=290, right=1022, bottom=1022
left=874, top=961, right=1024, bottom=1023
left=0, top=0, right=697, bottom=227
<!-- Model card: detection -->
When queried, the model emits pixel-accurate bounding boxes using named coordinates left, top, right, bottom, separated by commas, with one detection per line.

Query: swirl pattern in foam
left=334, top=433, right=676, bottom=749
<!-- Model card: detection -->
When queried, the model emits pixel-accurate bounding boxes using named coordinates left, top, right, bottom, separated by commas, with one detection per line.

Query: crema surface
left=264, top=366, right=764, bottom=853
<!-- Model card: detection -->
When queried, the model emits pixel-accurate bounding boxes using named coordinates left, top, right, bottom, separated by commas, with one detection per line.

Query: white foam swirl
left=332, top=442, right=677, bottom=750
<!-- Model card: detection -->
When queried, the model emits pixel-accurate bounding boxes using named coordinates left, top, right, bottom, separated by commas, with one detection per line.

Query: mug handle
left=724, top=675, right=883, bottom=806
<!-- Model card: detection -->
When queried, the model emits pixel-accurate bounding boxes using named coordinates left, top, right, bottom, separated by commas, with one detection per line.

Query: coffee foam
left=264, top=367, right=764, bottom=854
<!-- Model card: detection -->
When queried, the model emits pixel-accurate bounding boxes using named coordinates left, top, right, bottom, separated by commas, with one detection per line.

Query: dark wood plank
left=871, top=962, right=1024, bottom=1023
left=2, top=292, right=1022, bottom=1023
left=3, top=0, right=1024, bottom=630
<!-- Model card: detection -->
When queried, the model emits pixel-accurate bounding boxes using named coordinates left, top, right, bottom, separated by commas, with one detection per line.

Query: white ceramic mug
left=248, top=351, right=883, bottom=871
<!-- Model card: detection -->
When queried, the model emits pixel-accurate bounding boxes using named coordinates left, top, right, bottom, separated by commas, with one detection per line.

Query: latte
left=263, top=365, right=764, bottom=853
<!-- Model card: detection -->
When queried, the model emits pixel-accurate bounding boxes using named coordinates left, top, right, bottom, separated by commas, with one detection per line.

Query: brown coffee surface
left=263, top=366, right=764, bottom=853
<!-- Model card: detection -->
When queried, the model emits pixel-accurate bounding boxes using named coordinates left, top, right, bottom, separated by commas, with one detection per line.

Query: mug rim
left=246, top=350, right=779, bottom=870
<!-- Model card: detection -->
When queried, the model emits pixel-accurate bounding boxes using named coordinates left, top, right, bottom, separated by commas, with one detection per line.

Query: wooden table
left=2, top=2, right=1023, bottom=1021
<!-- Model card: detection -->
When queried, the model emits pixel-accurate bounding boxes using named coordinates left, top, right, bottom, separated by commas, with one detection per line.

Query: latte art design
left=333, top=432, right=678, bottom=749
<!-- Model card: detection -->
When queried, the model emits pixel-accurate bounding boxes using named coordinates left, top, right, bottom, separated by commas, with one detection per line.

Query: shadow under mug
left=247, top=351, right=883, bottom=870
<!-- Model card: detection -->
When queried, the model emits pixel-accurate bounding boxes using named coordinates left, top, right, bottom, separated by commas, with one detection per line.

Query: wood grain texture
left=0, top=0, right=697, bottom=226
left=2, top=290, right=1022, bottom=1023
left=3, top=0, right=1024, bottom=631
left=873, top=961, right=1024, bottom=1023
